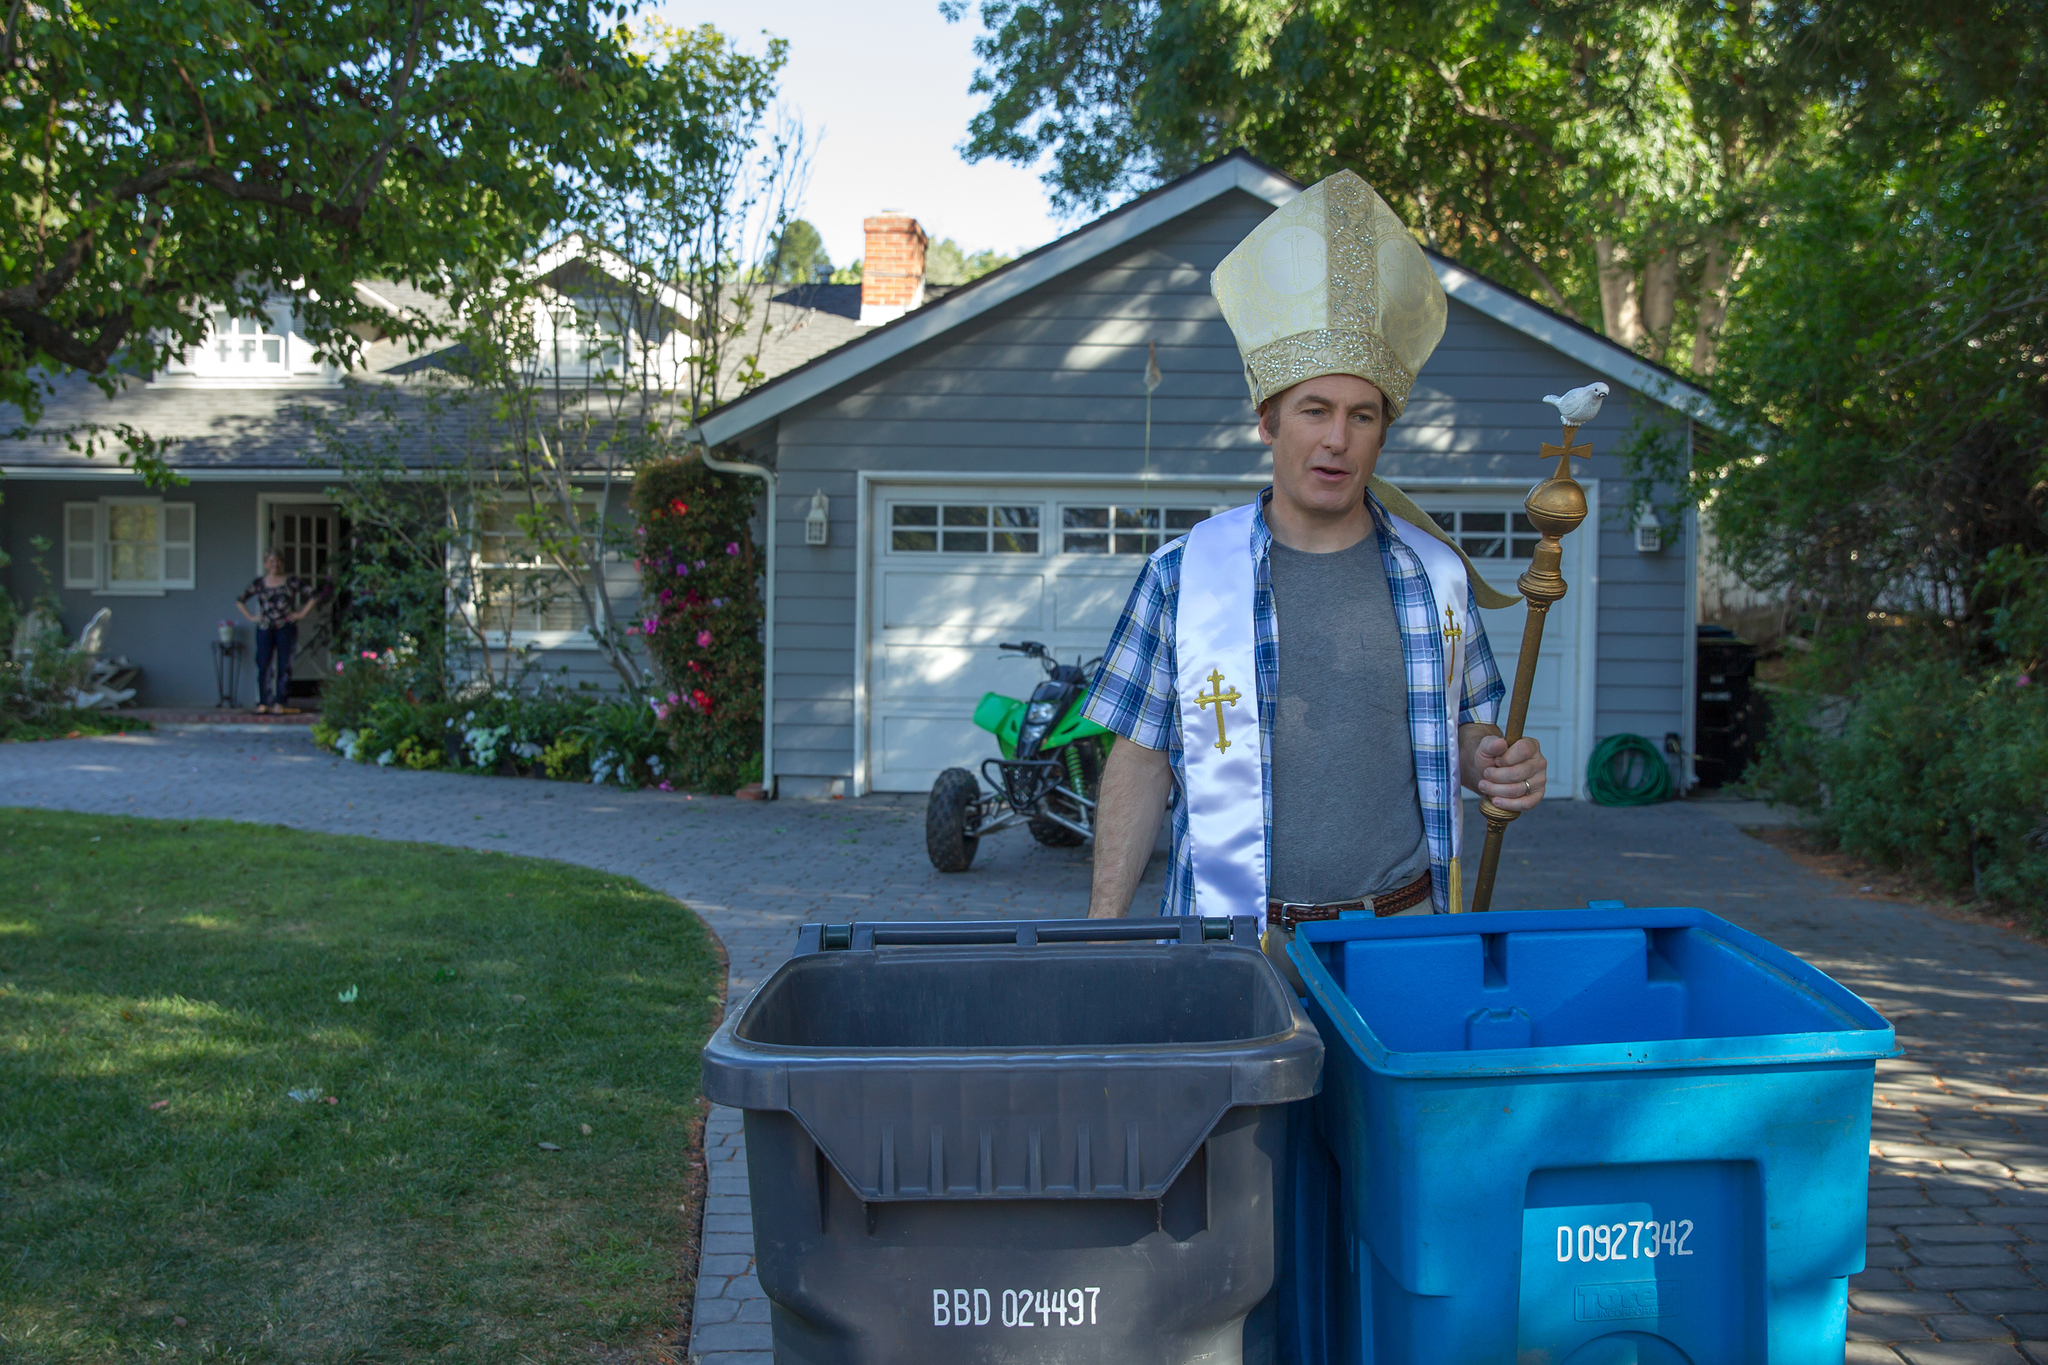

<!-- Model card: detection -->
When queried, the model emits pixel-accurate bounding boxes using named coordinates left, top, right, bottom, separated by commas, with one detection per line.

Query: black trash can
left=1695, top=624, right=1762, bottom=788
left=700, top=916, right=1324, bottom=1365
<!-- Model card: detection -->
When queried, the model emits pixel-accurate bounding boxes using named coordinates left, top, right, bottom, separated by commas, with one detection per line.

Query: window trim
left=63, top=496, right=195, bottom=595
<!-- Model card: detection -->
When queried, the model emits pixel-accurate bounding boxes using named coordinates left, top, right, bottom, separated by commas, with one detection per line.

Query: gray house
left=0, top=253, right=873, bottom=709
left=694, top=152, right=1717, bottom=801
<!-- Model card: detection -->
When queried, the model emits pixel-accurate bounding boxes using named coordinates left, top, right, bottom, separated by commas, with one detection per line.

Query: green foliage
left=0, top=809, right=723, bottom=1361
left=1756, top=662, right=2048, bottom=916
left=0, top=0, right=678, bottom=484
left=314, top=653, right=682, bottom=789
left=926, top=238, right=1015, bottom=285
left=543, top=734, right=591, bottom=782
left=633, top=455, right=764, bottom=792
left=946, top=0, right=1811, bottom=359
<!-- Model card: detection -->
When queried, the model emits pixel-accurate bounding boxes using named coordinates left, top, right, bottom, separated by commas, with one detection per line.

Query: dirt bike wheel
left=925, top=768, right=981, bottom=872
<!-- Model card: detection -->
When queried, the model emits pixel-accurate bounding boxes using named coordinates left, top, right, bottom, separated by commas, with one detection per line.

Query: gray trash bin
left=701, top=915, right=1323, bottom=1365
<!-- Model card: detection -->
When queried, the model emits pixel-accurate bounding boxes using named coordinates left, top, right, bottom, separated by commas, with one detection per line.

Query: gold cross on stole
left=1442, top=604, right=1463, bottom=687
left=1195, top=669, right=1242, bottom=754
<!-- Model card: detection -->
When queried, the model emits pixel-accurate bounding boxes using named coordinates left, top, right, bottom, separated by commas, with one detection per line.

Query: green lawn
left=0, top=809, right=724, bottom=1363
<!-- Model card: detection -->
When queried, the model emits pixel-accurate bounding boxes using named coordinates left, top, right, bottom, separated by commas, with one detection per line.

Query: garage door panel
left=877, top=644, right=1026, bottom=702
left=879, top=712, right=990, bottom=789
left=1054, top=572, right=1144, bottom=632
left=881, top=570, right=1044, bottom=630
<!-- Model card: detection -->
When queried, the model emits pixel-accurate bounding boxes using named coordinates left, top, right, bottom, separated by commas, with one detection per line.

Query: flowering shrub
left=311, top=670, right=677, bottom=790
left=632, top=456, right=764, bottom=792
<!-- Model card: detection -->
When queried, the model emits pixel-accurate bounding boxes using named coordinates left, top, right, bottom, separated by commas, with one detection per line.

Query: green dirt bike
left=925, top=640, right=1112, bottom=872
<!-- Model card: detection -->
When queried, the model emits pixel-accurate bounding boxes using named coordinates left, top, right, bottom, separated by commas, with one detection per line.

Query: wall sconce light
left=805, top=490, right=829, bottom=546
left=1633, top=504, right=1664, bottom=553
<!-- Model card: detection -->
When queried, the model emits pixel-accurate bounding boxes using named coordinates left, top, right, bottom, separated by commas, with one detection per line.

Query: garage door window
left=1424, top=509, right=1540, bottom=560
left=1061, top=505, right=1208, bottom=555
left=890, top=503, right=1041, bottom=554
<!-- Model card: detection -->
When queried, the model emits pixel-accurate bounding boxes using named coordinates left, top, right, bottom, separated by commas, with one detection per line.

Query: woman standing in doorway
left=236, top=550, right=320, bottom=713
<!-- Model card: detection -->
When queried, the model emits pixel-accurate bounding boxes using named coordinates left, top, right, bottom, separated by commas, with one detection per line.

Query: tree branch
left=1422, top=55, right=1565, bottom=160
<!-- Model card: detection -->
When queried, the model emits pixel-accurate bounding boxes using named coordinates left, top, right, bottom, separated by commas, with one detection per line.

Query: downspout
left=690, top=431, right=777, bottom=799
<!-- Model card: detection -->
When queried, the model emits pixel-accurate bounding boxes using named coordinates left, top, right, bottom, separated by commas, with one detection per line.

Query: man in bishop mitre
left=1082, top=169, right=1548, bottom=961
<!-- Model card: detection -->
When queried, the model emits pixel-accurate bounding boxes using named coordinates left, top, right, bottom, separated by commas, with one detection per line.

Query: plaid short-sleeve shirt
left=1080, top=489, right=1506, bottom=916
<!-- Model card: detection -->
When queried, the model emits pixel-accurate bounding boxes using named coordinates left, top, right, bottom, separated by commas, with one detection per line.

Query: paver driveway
left=5, top=728, right=2046, bottom=1363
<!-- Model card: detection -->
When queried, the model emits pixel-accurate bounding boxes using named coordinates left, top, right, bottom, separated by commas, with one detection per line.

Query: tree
left=763, top=219, right=833, bottom=283
left=1, top=0, right=664, bottom=482
left=1640, top=5, right=2048, bottom=663
left=316, top=22, right=805, bottom=695
left=944, top=0, right=1811, bottom=371
left=926, top=238, right=1014, bottom=285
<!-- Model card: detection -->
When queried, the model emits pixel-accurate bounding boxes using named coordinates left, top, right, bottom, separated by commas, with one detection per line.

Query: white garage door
left=863, top=481, right=1593, bottom=798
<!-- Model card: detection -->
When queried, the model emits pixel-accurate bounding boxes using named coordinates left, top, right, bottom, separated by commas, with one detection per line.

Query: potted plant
left=216, top=620, right=236, bottom=646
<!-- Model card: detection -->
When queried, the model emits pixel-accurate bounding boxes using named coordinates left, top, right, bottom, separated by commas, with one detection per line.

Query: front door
left=266, top=504, right=339, bottom=683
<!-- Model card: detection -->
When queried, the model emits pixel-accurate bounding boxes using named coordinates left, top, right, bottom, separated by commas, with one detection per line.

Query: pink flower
left=658, top=780, right=674, bottom=791
left=2020, top=674, right=2033, bottom=687
left=697, top=630, right=713, bottom=648
left=725, top=542, right=740, bottom=556
left=641, top=618, right=658, bottom=635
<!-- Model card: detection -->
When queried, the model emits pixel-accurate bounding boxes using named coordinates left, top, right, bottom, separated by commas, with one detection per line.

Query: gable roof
left=694, top=150, right=1722, bottom=447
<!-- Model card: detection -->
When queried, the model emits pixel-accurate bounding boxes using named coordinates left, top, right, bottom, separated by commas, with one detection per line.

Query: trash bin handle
left=795, top=915, right=1258, bottom=954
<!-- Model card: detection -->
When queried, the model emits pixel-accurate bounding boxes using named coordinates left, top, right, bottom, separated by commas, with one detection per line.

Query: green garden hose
left=1587, top=733, right=1675, bottom=806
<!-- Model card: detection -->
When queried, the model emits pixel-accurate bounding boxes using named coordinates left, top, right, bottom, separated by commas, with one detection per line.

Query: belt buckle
left=1275, top=902, right=1323, bottom=931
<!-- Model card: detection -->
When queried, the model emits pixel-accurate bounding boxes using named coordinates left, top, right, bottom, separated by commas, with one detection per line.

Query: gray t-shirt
left=1267, top=536, right=1430, bottom=904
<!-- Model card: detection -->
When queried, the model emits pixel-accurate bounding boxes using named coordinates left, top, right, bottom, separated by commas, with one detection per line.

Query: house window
left=191, top=310, right=291, bottom=375
left=63, top=499, right=196, bottom=593
left=1060, top=505, right=1207, bottom=556
left=890, top=504, right=1041, bottom=554
left=1423, top=509, right=1540, bottom=561
left=472, top=496, right=616, bottom=636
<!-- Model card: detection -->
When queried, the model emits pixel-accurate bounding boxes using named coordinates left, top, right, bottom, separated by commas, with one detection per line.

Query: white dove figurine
left=1542, top=382, right=1609, bottom=427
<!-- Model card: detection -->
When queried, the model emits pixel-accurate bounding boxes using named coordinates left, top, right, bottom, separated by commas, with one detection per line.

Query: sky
left=654, top=0, right=1072, bottom=269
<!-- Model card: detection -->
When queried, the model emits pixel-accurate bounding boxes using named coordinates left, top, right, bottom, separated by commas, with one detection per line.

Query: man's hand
left=1460, top=724, right=1545, bottom=812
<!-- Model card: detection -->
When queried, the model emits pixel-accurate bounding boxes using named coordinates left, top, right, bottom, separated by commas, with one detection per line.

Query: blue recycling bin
left=1282, top=906, right=1895, bottom=1365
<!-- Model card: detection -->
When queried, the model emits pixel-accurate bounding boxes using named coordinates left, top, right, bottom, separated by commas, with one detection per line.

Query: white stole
left=1176, top=503, right=1268, bottom=925
left=1175, top=501, right=1470, bottom=925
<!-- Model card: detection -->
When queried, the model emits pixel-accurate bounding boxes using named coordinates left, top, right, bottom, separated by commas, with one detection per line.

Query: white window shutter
left=64, top=502, right=100, bottom=588
left=162, top=503, right=196, bottom=588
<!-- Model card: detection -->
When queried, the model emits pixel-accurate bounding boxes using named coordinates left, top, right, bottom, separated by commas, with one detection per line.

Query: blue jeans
left=255, top=624, right=297, bottom=706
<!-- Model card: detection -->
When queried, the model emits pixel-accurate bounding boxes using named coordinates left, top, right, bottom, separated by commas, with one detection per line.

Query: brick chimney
left=860, top=212, right=927, bottom=326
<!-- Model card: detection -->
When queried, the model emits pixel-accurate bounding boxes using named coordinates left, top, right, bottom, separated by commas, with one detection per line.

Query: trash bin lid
left=1291, top=906, right=1895, bottom=1079
left=703, top=925, right=1322, bottom=1201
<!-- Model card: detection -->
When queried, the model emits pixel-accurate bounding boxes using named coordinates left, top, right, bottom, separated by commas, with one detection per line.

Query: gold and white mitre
left=1212, top=169, right=1447, bottom=417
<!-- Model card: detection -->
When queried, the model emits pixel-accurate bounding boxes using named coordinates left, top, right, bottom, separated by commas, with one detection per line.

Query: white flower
left=376, top=750, right=396, bottom=766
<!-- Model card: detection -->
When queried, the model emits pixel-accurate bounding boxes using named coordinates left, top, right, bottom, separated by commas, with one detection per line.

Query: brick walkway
left=4, top=729, right=2046, bottom=1362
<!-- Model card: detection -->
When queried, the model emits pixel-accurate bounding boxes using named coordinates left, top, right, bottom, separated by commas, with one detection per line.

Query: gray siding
left=752, top=188, right=1691, bottom=791
left=3, top=478, right=305, bottom=706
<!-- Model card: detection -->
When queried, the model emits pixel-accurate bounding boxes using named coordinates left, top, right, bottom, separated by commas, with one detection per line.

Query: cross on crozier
left=1539, top=431, right=1594, bottom=481
left=1195, top=669, right=1242, bottom=754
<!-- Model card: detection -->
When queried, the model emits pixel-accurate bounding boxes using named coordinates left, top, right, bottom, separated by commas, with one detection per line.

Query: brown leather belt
left=1268, top=870, right=1433, bottom=930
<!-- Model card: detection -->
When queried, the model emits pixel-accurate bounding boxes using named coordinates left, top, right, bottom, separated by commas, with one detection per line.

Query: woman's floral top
left=239, top=576, right=315, bottom=628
